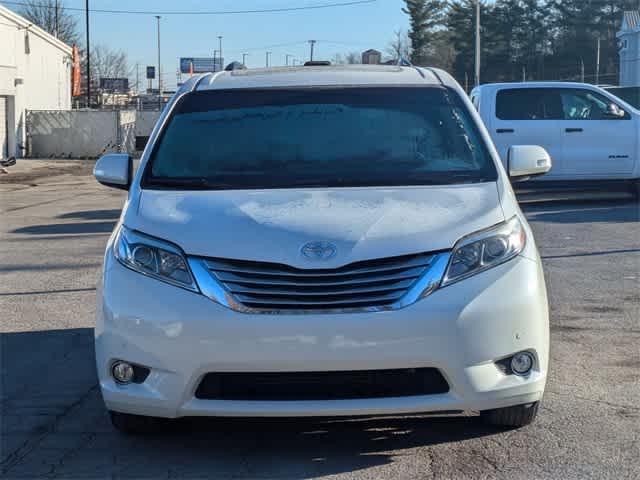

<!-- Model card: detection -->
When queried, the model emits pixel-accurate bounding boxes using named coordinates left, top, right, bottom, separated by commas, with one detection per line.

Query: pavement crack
left=0, top=382, right=99, bottom=474
left=546, top=391, right=640, bottom=412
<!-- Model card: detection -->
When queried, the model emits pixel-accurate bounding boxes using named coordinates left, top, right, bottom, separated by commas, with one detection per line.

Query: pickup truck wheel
left=109, top=410, right=166, bottom=435
left=480, top=402, right=539, bottom=428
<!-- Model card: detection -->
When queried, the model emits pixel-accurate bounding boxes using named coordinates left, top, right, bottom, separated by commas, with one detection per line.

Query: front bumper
left=95, top=251, right=549, bottom=418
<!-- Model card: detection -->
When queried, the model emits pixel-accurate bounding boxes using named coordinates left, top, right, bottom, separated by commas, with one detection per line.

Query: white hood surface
left=128, top=183, right=504, bottom=269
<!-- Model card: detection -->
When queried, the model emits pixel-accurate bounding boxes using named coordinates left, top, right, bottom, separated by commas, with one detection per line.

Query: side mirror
left=604, top=103, right=626, bottom=119
left=508, top=145, right=552, bottom=182
left=94, top=153, right=132, bottom=190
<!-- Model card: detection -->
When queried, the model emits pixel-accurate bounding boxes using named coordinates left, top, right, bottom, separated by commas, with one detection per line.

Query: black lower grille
left=195, top=368, right=449, bottom=401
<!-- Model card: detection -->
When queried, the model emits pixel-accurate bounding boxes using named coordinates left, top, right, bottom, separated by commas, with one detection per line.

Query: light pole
left=474, top=0, right=480, bottom=87
left=308, top=40, right=316, bottom=61
left=218, top=35, right=223, bottom=68
left=266, top=51, right=271, bottom=67
left=596, top=36, right=601, bottom=85
left=242, top=53, right=248, bottom=67
left=85, top=0, right=90, bottom=108
left=213, top=50, right=219, bottom=71
left=155, top=15, right=162, bottom=107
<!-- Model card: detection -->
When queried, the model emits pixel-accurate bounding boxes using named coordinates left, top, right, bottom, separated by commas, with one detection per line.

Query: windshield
left=143, top=87, right=497, bottom=190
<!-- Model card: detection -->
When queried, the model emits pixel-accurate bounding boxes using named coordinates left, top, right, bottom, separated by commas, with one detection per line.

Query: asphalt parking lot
left=1, top=160, right=639, bottom=479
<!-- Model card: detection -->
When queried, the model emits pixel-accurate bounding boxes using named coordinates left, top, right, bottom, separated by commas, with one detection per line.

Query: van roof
left=473, top=81, right=606, bottom=91
left=185, top=65, right=454, bottom=92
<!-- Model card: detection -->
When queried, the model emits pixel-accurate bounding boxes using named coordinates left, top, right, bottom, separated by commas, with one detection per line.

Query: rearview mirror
left=508, top=146, right=552, bottom=182
left=604, top=103, right=626, bottom=119
left=93, top=153, right=132, bottom=190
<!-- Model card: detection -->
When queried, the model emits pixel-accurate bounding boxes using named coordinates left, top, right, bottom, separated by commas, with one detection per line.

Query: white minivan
left=471, top=82, right=640, bottom=196
left=94, top=65, right=552, bottom=434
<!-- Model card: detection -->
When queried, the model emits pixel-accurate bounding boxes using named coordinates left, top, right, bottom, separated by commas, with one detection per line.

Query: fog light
left=112, top=361, right=134, bottom=384
left=511, top=352, right=534, bottom=376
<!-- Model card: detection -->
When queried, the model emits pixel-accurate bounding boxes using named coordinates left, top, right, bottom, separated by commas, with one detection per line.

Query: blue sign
left=146, top=66, right=155, bottom=79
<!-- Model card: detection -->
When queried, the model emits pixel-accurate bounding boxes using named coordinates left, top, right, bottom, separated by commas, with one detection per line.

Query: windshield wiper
left=145, top=177, right=235, bottom=190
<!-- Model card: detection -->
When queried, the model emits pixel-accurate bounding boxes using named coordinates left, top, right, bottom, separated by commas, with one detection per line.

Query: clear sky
left=23, top=0, right=411, bottom=90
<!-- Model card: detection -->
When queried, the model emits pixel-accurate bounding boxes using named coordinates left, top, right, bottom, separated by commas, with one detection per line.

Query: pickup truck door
left=490, top=88, right=563, bottom=179
left=557, top=88, right=636, bottom=177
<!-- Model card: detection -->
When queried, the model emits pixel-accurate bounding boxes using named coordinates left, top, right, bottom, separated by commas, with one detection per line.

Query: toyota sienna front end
left=93, top=65, right=551, bottom=434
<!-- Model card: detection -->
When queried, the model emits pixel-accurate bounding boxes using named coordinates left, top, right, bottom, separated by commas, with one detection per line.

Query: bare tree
left=90, top=45, right=130, bottom=80
left=387, top=30, right=411, bottom=62
left=19, top=0, right=79, bottom=46
left=345, top=52, right=361, bottom=64
left=77, top=44, right=132, bottom=106
left=332, top=53, right=346, bottom=64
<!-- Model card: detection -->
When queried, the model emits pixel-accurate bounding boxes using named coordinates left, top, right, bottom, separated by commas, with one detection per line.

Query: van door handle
left=496, top=128, right=514, bottom=133
left=565, top=128, right=583, bottom=133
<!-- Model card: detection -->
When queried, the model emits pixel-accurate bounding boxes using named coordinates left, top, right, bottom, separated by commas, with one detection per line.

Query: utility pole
left=85, top=0, right=90, bottom=108
left=309, top=40, right=316, bottom=61
left=218, top=36, right=223, bottom=68
left=155, top=15, right=161, bottom=109
left=266, top=51, right=271, bottom=67
left=596, top=36, right=601, bottom=85
left=522, top=65, right=526, bottom=82
left=135, top=62, right=139, bottom=95
left=285, top=54, right=294, bottom=66
left=242, top=53, right=248, bottom=67
left=474, top=1, right=480, bottom=87
left=580, top=58, right=585, bottom=83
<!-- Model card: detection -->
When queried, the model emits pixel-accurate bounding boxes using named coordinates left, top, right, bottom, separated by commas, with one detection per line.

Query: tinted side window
left=558, top=89, right=629, bottom=120
left=496, top=89, right=563, bottom=120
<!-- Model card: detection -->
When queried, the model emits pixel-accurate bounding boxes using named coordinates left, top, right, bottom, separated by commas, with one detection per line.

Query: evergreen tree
left=447, top=1, right=495, bottom=85
left=402, top=0, right=447, bottom=65
left=399, top=0, right=634, bottom=85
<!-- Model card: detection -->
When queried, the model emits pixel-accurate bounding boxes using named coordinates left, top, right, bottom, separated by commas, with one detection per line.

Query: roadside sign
left=179, top=57, right=223, bottom=74
left=146, top=66, right=156, bottom=79
left=99, top=78, right=129, bottom=93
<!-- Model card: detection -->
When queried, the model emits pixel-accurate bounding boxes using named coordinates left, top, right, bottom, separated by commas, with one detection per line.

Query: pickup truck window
left=496, top=88, right=628, bottom=121
left=496, top=89, right=563, bottom=120
left=558, top=89, right=630, bottom=120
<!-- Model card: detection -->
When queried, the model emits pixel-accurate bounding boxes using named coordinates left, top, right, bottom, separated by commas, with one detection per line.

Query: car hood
left=128, top=183, right=504, bottom=268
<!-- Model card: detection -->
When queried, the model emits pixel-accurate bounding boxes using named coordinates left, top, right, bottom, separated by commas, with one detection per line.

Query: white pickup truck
left=471, top=82, right=640, bottom=196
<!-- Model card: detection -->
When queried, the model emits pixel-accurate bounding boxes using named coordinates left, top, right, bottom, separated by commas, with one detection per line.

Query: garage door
left=0, top=96, right=7, bottom=158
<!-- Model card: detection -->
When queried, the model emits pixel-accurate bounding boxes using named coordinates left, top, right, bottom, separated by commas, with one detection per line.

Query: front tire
left=109, top=410, right=167, bottom=434
left=480, top=402, right=539, bottom=428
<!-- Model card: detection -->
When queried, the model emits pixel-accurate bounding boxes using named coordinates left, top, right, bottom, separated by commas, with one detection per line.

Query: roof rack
left=304, top=61, right=331, bottom=66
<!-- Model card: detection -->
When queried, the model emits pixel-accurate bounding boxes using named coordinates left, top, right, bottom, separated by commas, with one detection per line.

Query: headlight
left=113, top=226, right=199, bottom=292
left=441, top=216, right=526, bottom=286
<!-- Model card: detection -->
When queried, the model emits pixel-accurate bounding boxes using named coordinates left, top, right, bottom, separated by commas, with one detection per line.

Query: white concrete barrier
left=26, top=110, right=162, bottom=158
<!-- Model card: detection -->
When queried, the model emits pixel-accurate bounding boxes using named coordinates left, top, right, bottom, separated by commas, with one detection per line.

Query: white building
left=618, top=11, right=640, bottom=87
left=0, top=4, right=72, bottom=159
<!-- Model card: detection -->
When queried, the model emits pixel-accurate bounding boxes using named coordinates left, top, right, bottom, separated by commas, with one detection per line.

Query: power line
left=0, top=0, right=376, bottom=15
left=226, top=39, right=370, bottom=54
left=226, top=41, right=309, bottom=53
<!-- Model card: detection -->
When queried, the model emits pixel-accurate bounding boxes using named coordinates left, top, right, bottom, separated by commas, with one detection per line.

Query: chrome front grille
left=202, top=253, right=439, bottom=312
